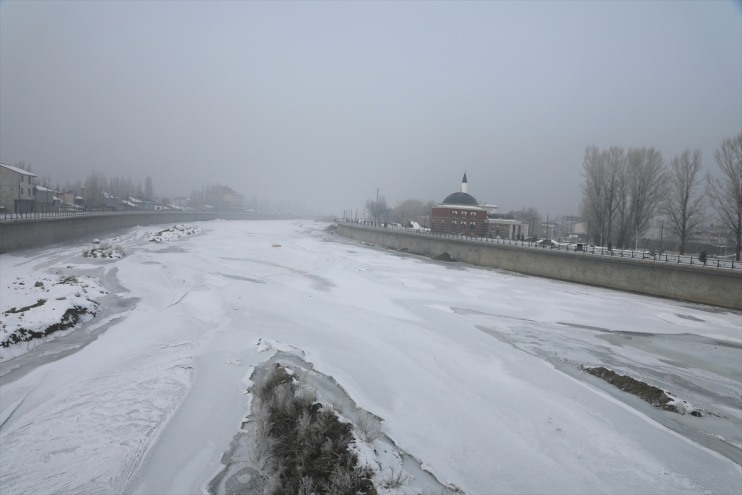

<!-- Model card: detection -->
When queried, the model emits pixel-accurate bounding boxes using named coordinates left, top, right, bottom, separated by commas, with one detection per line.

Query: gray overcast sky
left=1, top=1, right=740, bottom=216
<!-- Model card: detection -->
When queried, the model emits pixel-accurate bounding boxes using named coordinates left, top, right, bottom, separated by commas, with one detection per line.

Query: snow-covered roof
left=36, top=185, right=55, bottom=192
left=435, top=203, right=483, bottom=211
left=0, top=163, right=37, bottom=177
left=488, top=218, right=526, bottom=225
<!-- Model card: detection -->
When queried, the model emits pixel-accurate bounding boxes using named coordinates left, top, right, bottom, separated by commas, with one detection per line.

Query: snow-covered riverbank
left=1, top=220, right=740, bottom=494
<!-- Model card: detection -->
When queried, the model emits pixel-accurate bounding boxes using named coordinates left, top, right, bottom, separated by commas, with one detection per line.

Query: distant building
left=102, top=192, right=118, bottom=210
left=430, top=173, right=529, bottom=239
left=60, top=190, right=85, bottom=210
left=487, top=216, right=529, bottom=240
left=431, top=173, right=488, bottom=236
left=35, top=185, right=61, bottom=213
left=0, top=163, right=37, bottom=213
left=205, top=184, right=244, bottom=211
left=120, top=196, right=143, bottom=210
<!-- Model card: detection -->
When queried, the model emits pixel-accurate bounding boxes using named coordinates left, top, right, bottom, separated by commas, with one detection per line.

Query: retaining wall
left=337, top=222, right=742, bottom=310
left=0, top=212, right=291, bottom=254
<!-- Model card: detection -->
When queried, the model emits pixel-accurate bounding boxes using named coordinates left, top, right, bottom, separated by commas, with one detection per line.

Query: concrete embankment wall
left=337, top=222, right=742, bottom=310
left=0, top=212, right=293, bottom=254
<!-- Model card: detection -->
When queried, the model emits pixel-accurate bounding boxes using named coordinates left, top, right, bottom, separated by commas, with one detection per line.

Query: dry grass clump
left=1, top=306, right=92, bottom=348
left=356, top=410, right=381, bottom=444
left=253, top=364, right=376, bottom=495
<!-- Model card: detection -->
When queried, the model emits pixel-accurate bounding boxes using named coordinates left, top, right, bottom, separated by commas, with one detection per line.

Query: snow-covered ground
left=0, top=220, right=740, bottom=494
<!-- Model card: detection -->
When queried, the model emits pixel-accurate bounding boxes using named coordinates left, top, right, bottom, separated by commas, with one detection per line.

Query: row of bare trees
left=364, top=195, right=438, bottom=226
left=11, top=161, right=157, bottom=209
left=50, top=174, right=154, bottom=209
left=581, top=133, right=742, bottom=260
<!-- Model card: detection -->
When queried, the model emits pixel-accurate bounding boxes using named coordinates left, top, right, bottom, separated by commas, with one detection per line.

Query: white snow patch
left=149, top=224, right=203, bottom=242
left=0, top=272, right=106, bottom=361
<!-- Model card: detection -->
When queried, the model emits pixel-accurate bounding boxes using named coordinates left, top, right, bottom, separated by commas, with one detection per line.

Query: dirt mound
left=582, top=366, right=704, bottom=416
left=433, top=252, right=456, bottom=262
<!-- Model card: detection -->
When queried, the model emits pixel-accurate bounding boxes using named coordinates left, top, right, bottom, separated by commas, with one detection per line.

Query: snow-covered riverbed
left=1, top=220, right=740, bottom=494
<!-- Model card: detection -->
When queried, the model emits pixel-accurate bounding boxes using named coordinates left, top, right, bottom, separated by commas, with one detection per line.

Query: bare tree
left=510, top=207, right=541, bottom=238
left=84, top=172, right=107, bottom=209
left=664, top=149, right=705, bottom=254
left=189, top=188, right=204, bottom=208
left=14, top=160, right=31, bottom=172
left=38, top=173, right=53, bottom=189
left=393, top=199, right=433, bottom=226
left=582, top=145, right=666, bottom=249
left=580, top=146, right=624, bottom=246
left=602, top=147, right=625, bottom=245
left=144, top=176, right=153, bottom=201
left=110, top=176, right=134, bottom=200
left=706, top=133, right=742, bottom=261
left=580, top=146, right=607, bottom=244
left=365, top=195, right=387, bottom=224
left=614, top=159, right=631, bottom=249
left=626, top=147, right=666, bottom=249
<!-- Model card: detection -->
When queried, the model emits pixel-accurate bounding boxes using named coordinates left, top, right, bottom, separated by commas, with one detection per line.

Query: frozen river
left=1, top=220, right=740, bottom=494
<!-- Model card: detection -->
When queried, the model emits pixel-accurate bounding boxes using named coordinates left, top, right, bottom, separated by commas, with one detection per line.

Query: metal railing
left=338, top=220, right=740, bottom=271
left=1, top=208, right=179, bottom=221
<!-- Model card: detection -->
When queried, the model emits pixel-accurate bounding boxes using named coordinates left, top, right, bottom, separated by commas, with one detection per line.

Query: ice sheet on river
left=1, top=220, right=740, bottom=494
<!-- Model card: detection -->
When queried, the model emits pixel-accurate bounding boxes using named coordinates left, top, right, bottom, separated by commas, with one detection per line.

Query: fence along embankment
left=336, top=222, right=742, bottom=311
left=0, top=211, right=293, bottom=254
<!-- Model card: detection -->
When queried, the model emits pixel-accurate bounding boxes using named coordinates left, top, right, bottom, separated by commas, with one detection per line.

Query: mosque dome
left=441, top=191, right=479, bottom=206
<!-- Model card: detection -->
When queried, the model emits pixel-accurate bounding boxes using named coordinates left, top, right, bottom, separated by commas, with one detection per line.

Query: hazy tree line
left=365, top=195, right=440, bottom=225
left=391, top=200, right=544, bottom=231
left=365, top=194, right=544, bottom=238
left=11, top=162, right=303, bottom=214
left=581, top=133, right=742, bottom=260
left=76, top=174, right=154, bottom=208
left=16, top=166, right=156, bottom=209
left=365, top=195, right=436, bottom=225
left=73, top=174, right=154, bottom=209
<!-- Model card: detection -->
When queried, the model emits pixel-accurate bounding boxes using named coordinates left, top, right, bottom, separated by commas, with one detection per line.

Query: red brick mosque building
left=430, top=173, right=488, bottom=236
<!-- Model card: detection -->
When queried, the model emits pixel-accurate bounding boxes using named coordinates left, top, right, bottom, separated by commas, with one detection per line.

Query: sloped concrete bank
left=0, top=212, right=296, bottom=253
left=336, top=222, right=742, bottom=310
